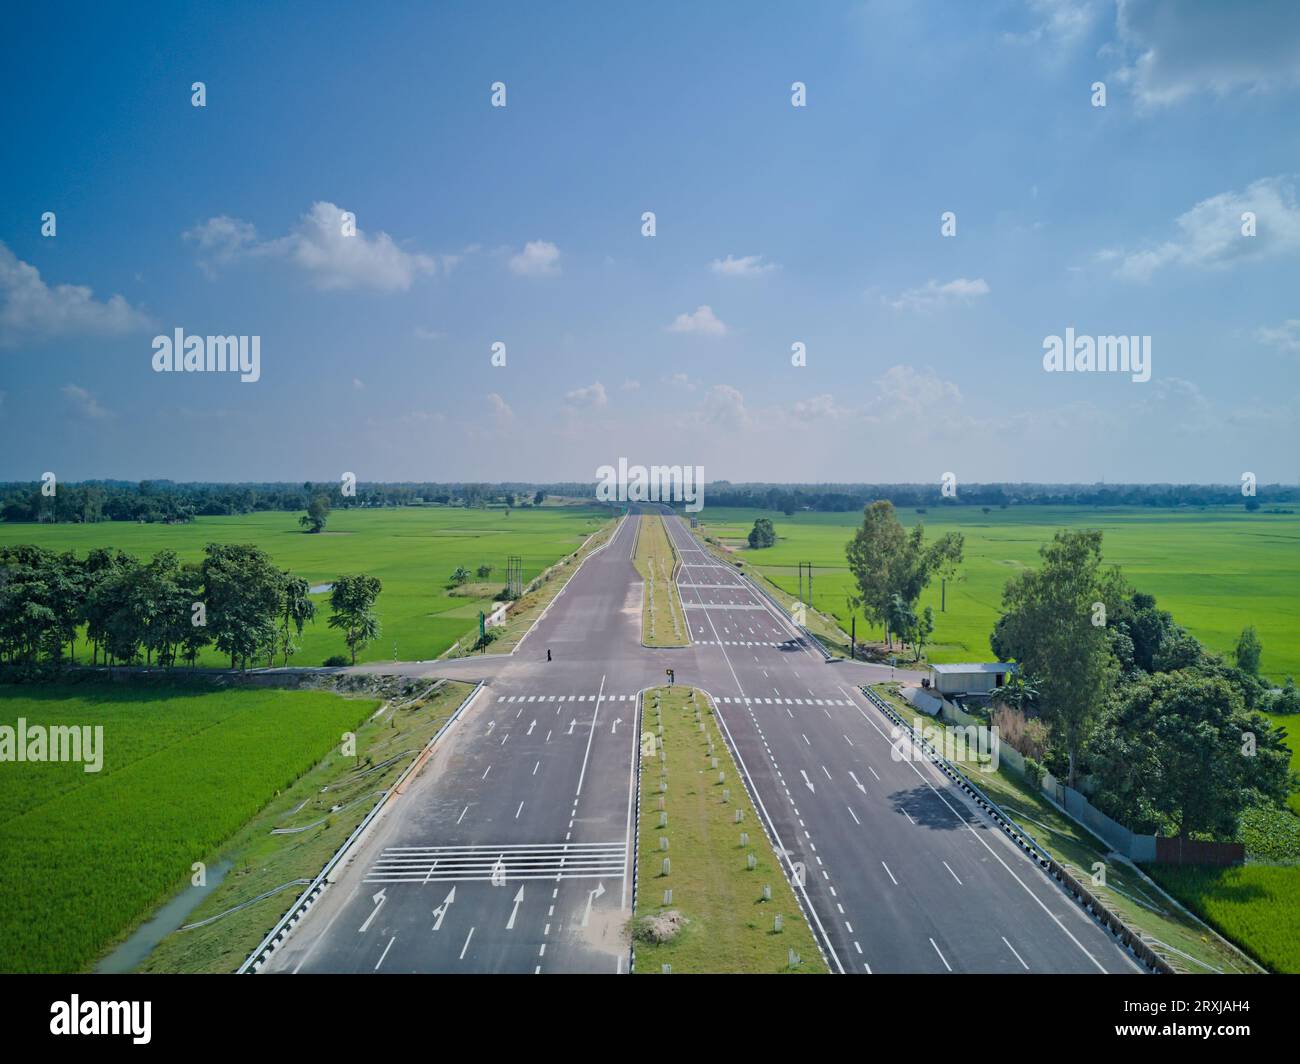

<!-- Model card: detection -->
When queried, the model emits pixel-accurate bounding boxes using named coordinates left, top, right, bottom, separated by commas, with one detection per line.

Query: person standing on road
left=547, top=648, right=552, bottom=661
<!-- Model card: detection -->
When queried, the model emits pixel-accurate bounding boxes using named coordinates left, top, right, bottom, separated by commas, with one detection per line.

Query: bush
left=322, top=654, right=349, bottom=667
left=1023, top=757, right=1045, bottom=788
left=632, top=910, right=685, bottom=944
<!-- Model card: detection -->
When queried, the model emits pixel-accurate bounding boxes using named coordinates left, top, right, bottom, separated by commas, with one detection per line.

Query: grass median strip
left=635, top=516, right=689, bottom=648
left=632, top=685, right=825, bottom=973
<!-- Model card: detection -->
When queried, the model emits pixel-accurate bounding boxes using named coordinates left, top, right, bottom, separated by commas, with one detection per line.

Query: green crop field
left=698, top=505, right=1300, bottom=682
left=0, top=682, right=380, bottom=973
left=1146, top=864, right=1300, bottom=974
left=0, top=505, right=612, bottom=666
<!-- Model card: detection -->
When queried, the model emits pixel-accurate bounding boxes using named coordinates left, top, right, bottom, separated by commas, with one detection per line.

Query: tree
left=1234, top=625, right=1262, bottom=676
left=1268, top=677, right=1300, bottom=715
left=845, top=501, right=962, bottom=648
left=202, top=543, right=284, bottom=671
left=748, top=517, right=776, bottom=549
left=997, top=672, right=1041, bottom=713
left=328, top=574, right=382, bottom=665
left=276, top=575, right=317, bottom=667
left=450, top=566, right=470, bottom=587
left=989, top=529, right=1116, bottom=787
left=886, top=593, right=917, bottom=656
left=916, top=606, right=935, bottom=660
left=476, top=564, right=494, bottom=580
left=300, top=493, right=331, bottom=534
left=1090, top=672, right=1292, bottom=838
left=533, top=490, right=545, bottom=505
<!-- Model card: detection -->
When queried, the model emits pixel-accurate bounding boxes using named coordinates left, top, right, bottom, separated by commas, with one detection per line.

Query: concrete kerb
left=238, top=679, right=488, bottom=973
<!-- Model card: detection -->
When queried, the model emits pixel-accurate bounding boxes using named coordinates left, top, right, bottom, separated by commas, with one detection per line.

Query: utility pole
left=851, top=616, right=856, bottom=661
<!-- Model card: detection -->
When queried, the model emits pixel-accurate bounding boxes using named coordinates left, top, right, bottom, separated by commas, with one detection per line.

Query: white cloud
left=487, top=392, right=515, bottom=426
left=1257, top=319, right=1300, bottom=353
left=1114, top=0, right=1300, bottom=108
left=791, top=393, right=854, bottom=422
left=352, top=377, right=365, bottom=391
left=184, top=202, right=437, bottom=291
left=564, top=381, right=608, bottom=409
left=0, top=242, right=152, bottom=348
left=413, top=326, right=442, bottom=341
left=62, top=384, right=113, bottom=420
left=886, top=277, right=990, bottom=311
left=710, top=254, right=778, bottom=278
left=872, top=365, right=963, bottom=417
left=1103, top=176, right=1300, bottom=280
left=1004, top=0, right=1103, bottom=47
left=508, top=240, right=561, bottom=277
left=182, top=217, right=258, bottom=276
left=701, top=383, right=750, bottom=429
left=667, top=305, right=727, bottom=336
left=621, top=378, right=641, bottom=392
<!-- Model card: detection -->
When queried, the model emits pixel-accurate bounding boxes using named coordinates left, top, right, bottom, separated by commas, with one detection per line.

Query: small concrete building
left=928, top=662, right=1014, bottom=697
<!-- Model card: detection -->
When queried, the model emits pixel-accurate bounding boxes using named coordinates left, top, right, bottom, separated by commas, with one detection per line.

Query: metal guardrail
left=860, top=685, right=1172, bottom=974
left=237, top=680, right=486, bottom=973
left=862, top=686, right=1055, bottom=867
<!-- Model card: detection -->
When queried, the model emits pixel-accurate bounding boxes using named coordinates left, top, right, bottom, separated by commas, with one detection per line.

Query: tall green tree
left=1090, top=671, right=1293, bottom=838
left=1234, top=625, right=1262, bottom=676
left=845, top=500, right=962, bottom=649
left=202, top=544, right=284, bottom=670
left=328, top=574, right=382, bottom=665
left=747, top=517, right=776, bottom=549
left=299, top=493, right=331, bottom=534
left=276, top=574, right=317, bottom=666
left=990, top=529, right=1116, bottom=786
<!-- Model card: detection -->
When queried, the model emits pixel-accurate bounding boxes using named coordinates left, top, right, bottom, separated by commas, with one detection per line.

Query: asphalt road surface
left=267, top=507, right=1140, bottom=974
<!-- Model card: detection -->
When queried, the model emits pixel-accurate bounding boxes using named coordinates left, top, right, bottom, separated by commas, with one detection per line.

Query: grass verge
left=137, top=679, right=473, bottom=973
left=632, top=685, right=825, bottom=973
left=635, top=516, right=689, bottom=648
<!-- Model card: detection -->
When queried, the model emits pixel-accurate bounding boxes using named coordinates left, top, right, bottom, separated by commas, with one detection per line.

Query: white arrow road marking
left=799, top=769, right=815, bottom=793
left=527, top=719, right=537, bottom=736
left=506, top=885, right=525, bottom=930
left=567, top=719, right=576, bottom=735
left=611, top=717, right=622, bottom=734
left=582, top=881, right=606, bottom=927
left=359, top=889, right=386, bottom=933
left=431, top=887, right=456, bottom=930
left=486, top=721, right=496, bottom=734
left=848, top=770, right=867, bottom=794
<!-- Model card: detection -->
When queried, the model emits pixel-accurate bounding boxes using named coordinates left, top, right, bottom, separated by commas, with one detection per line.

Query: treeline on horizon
left=1, top=479, right=1295, bottom=524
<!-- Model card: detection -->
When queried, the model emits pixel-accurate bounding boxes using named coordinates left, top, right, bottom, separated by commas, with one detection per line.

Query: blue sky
left=2, top=0, right=1298, bottom=484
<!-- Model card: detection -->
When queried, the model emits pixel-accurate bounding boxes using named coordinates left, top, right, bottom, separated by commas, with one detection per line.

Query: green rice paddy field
left=0, top=505, right=611, bottom=666
left=698, top=505, right=1300, bottom=682
left=0, top=683, right=380, bottom=973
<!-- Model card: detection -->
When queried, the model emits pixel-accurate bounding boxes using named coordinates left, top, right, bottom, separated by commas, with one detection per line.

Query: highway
left=266, top=507, right=1140, bottom=974
left=659, top=512, right=1139, bottom=974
